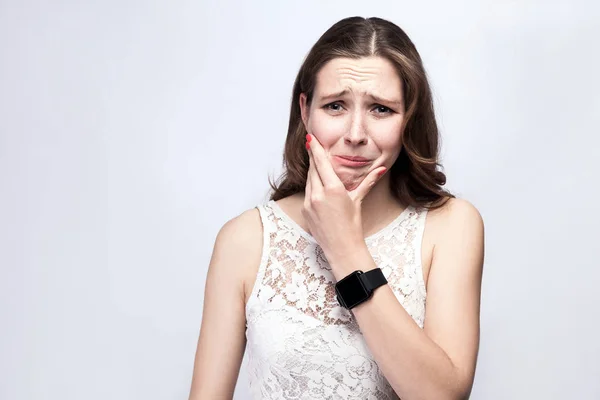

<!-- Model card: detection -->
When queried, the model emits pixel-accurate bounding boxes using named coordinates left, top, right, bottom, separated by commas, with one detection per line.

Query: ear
left=299, top=92, right=309, bottom=130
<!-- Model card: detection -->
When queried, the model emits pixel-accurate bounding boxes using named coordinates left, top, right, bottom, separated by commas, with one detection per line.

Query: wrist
left=335, top=267, right=388, bottom=310
left=328, top=244, right=376, bottom=282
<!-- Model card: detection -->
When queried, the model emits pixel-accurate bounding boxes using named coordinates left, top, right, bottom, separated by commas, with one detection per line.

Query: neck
left=358, top=175, right=404, bottom=233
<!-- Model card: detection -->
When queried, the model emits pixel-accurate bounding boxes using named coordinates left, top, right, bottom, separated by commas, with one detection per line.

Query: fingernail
left=306, top=134, right=312, bottom=142
left=378, top=168, right=387, bottom=177
left=306, top=142, right=310, bottom=150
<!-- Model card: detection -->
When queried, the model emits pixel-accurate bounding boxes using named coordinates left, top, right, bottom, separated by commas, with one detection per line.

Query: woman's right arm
left=188, top=209, right=263, bottom=399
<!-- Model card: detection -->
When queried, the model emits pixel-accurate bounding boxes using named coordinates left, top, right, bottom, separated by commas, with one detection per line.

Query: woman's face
left=300, top=56, right=405, bottom=192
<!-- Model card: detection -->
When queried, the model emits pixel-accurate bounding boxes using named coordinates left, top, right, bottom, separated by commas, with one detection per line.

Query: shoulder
left=426, top=197, right=484, bottom=273
left=215, top=206, right=263, bottom=254
left=419, top=198, right=484, bottom=285
left=426, top=197, right=484, bottom=239
left=211, top=206, right=264, bottom=287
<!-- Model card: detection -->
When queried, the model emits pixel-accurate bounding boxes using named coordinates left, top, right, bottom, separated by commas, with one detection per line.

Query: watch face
left=335, top=271, right=369, bottom=309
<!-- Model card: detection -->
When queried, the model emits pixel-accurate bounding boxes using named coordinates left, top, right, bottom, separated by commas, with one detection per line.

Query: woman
left=190, top=16, right=484, bottom=400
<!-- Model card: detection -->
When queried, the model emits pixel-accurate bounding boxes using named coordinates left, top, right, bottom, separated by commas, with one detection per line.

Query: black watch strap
left=360, top=268, right=387, bottom=291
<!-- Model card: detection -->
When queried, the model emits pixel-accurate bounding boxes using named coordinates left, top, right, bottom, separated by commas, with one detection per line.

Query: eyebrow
left=318, top=89, right=403, bottom=107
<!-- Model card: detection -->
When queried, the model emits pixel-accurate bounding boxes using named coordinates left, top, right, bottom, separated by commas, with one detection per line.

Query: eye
left=323, top=102, right=394, bottom=115
left=373, top=105, right=393, bottom=114
left=324, top=102, right=344, bottom=112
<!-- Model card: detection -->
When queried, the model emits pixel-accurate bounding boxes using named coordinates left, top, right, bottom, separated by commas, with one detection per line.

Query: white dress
left=245, top=199, right=428, bottom=399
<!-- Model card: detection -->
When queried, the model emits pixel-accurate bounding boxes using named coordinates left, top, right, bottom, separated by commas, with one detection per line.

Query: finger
left=348, top=166, right=387, bottom=202
left=305, top=147, right=312, bottom=200
left=307, top=144, right=323, bottom=197
left=306, top=134, right=342, bottom=189
left=305, top=174, right=311, bottom=201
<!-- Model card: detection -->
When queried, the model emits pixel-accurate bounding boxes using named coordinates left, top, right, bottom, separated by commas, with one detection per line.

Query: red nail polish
left=306, top=134, right=312, bottom=142
left=306, top=142, right=310, bottom=150
left=378, top=168, right=387, bottom=176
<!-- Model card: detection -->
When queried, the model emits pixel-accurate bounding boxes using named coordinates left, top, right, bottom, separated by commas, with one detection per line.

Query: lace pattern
left=245, top=200, right=428, bottom=399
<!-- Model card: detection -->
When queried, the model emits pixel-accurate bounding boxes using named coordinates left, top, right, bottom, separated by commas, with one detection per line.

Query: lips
left=334, top=156, right=372, bottom=168
left=337, top=155, right=371, bottom=162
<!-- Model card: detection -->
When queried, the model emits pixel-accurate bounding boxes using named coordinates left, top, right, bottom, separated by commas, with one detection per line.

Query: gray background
left=1, top=0, right=599, bottom=399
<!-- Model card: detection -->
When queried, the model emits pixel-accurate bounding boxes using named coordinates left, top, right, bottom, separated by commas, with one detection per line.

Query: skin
left=189, top=56, right=484, bottom=399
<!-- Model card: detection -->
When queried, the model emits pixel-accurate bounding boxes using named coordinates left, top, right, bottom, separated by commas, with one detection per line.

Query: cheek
left=381, top=118, right=404, bottom=145
left=380, top=133, right=402, bottom=150
left=371, top=125, right=403, bottom=148
left=309, top=113, right=346, bottom=147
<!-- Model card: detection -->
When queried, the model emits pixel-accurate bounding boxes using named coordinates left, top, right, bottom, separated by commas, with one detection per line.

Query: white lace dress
left=245, top=199, right=428, bottom=399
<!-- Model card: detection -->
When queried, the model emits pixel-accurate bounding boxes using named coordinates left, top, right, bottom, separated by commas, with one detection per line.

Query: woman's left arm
left=331, top=198, right=485, bottom=400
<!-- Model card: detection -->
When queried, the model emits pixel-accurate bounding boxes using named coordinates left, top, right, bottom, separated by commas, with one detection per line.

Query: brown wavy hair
left=267, top=16, right=453, bottom=210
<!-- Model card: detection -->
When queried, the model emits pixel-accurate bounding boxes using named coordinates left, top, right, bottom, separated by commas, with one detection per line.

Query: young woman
left=189, top=16, right=484, bottom=400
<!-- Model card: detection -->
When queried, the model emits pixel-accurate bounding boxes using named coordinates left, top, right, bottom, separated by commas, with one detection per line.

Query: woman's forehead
left=315, top=57, right=403, bottom=103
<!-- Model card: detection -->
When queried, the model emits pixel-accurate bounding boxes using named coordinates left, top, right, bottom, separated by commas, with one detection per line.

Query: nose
left=344, top=111, right=368, bottom=145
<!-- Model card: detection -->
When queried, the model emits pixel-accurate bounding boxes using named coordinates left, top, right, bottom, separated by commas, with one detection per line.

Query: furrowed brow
left=319, top=89, right=402, bottom=107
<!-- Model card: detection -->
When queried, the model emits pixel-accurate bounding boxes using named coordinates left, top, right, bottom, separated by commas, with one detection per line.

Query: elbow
left=450, top=372, right=475, bottom=400
left=432, top=385, right=472, bottom=400
left=401, top=378, right=473, bottom=400
left=432, top=370, right=475, bottom=400
left=393, top=361, right=475, bottom=400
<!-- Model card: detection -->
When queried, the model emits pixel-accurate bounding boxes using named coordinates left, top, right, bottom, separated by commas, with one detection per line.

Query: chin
left=339, top=175, right=364, bottom=191
left=344, top=182, right=360, bottom=191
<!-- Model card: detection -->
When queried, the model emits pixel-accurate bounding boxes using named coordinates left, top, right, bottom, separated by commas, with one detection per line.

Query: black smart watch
left=335, top=268, right=388, bottom=310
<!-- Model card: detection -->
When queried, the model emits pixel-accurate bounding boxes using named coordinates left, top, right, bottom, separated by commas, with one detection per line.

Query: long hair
left=268, top=16, right=453, bottom=210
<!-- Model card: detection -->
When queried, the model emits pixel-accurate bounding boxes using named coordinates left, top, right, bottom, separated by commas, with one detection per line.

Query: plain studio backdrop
left=1, top=0, right=599, bottom=399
